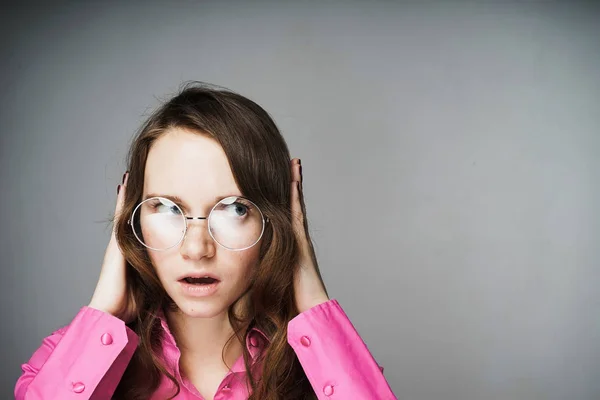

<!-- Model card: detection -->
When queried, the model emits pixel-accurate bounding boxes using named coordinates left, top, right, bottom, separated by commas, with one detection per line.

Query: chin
left=172, top=296, right=231, bottom=318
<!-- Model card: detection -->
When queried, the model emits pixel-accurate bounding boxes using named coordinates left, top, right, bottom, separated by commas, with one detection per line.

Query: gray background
left=1, top=1, right=599, bottom=399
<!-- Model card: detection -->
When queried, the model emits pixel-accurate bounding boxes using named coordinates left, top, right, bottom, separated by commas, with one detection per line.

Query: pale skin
left=89, top=127, right=329, bottom=399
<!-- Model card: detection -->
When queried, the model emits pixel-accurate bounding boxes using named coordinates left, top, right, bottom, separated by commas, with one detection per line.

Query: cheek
left=147, top=251, right=172, bottom=283
left=225, top=248, right=260, bottom=285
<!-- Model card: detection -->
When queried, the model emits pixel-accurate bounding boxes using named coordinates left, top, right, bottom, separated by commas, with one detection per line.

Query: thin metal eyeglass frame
left=127, top=195, right=269, bottom=252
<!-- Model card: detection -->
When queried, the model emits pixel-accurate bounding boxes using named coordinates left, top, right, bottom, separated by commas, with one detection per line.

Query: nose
left=179, top=217, right=216, bottom=260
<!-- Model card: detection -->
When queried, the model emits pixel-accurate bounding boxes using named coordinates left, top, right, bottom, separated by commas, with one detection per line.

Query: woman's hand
left=88, top=172, right=135, bottom=322
left=290, top=158, right=330, bottom=313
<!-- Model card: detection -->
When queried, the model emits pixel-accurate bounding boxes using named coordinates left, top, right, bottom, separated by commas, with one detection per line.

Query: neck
left=164, top=297, right=251, bottom=370
left=166, top=309, right=242, bottom=366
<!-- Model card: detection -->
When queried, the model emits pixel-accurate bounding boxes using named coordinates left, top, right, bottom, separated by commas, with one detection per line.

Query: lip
left=177, top=272, right=221, bottom=298
left=178, top=279, right=221, bottom=297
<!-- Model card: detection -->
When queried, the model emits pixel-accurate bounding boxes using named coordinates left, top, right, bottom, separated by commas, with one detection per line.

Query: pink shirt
left=15, top=299, right=396, bottom=399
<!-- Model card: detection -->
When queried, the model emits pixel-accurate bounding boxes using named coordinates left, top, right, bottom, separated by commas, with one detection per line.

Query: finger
left=116, top=171, right=128, bottom=212
left=114, top=171, right=129, bottom=233
left=292, top=184, right=312, bottom=252
left=290, top=158, right=301, bottom=183
left=291, top=158, right=306, bottom=208
left=290, top=180, right=303, bottom=231
left=290, top=158, right=304, bottom=201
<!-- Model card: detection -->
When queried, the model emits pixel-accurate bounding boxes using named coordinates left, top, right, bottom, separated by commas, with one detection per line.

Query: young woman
left=15, top=83, right=397, bottom=400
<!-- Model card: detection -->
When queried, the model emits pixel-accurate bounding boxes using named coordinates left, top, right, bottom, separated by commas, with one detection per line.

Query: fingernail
left=122, top=171, right=129, bottom=184
left=117, top=184, right=121, bottom=195
left=298, top=158, right=302, bottom=165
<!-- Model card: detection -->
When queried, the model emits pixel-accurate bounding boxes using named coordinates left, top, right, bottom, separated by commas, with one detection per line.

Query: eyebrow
left=144, top=193, right=243, bottom=210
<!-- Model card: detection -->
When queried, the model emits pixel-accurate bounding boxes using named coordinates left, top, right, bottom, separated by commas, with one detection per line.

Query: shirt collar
left=156, top=307, right=270, bottom=372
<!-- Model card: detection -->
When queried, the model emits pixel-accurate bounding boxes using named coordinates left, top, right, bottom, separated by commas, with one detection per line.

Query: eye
left=151, top=198, right=182, bottom=215
left=225, top=201, right=251, bottom=217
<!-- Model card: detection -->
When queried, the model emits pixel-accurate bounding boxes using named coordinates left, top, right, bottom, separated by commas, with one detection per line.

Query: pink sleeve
left=15, top=306, right=139, bottom=400
left=288, top=299, right=397, bottom=400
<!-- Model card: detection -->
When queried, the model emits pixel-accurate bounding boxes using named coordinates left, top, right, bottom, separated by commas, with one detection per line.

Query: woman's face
left=142, top=126, right=261, bottom=318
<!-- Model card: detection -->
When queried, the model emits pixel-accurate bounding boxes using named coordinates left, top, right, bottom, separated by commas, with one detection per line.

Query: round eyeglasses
left=127, top=196, right=268, bottom=251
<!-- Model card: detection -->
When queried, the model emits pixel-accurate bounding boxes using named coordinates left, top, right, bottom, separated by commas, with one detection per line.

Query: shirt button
left=300, top=335, right=311, bottom=347
left=323, top=384, right=334, bottom=396
left=72, top=382, right=85, bottom=393
left=101, top=333, right=113, bottom=345
left=221, top=384, right=231, bottom=391
left=250, top=336, right=259, bottom=347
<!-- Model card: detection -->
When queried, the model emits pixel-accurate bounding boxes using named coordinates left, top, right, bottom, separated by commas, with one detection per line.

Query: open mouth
left=181, top=276, right=219, bottom=285
left=178, top=275, right=221, bottom=297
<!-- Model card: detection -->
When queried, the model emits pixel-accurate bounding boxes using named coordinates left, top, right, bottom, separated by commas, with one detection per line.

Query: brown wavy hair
left=111, top=82, right=320, bottom=399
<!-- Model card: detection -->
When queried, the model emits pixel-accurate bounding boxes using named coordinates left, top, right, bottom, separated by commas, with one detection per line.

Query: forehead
left=143, top=127, right=242, bottom=205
